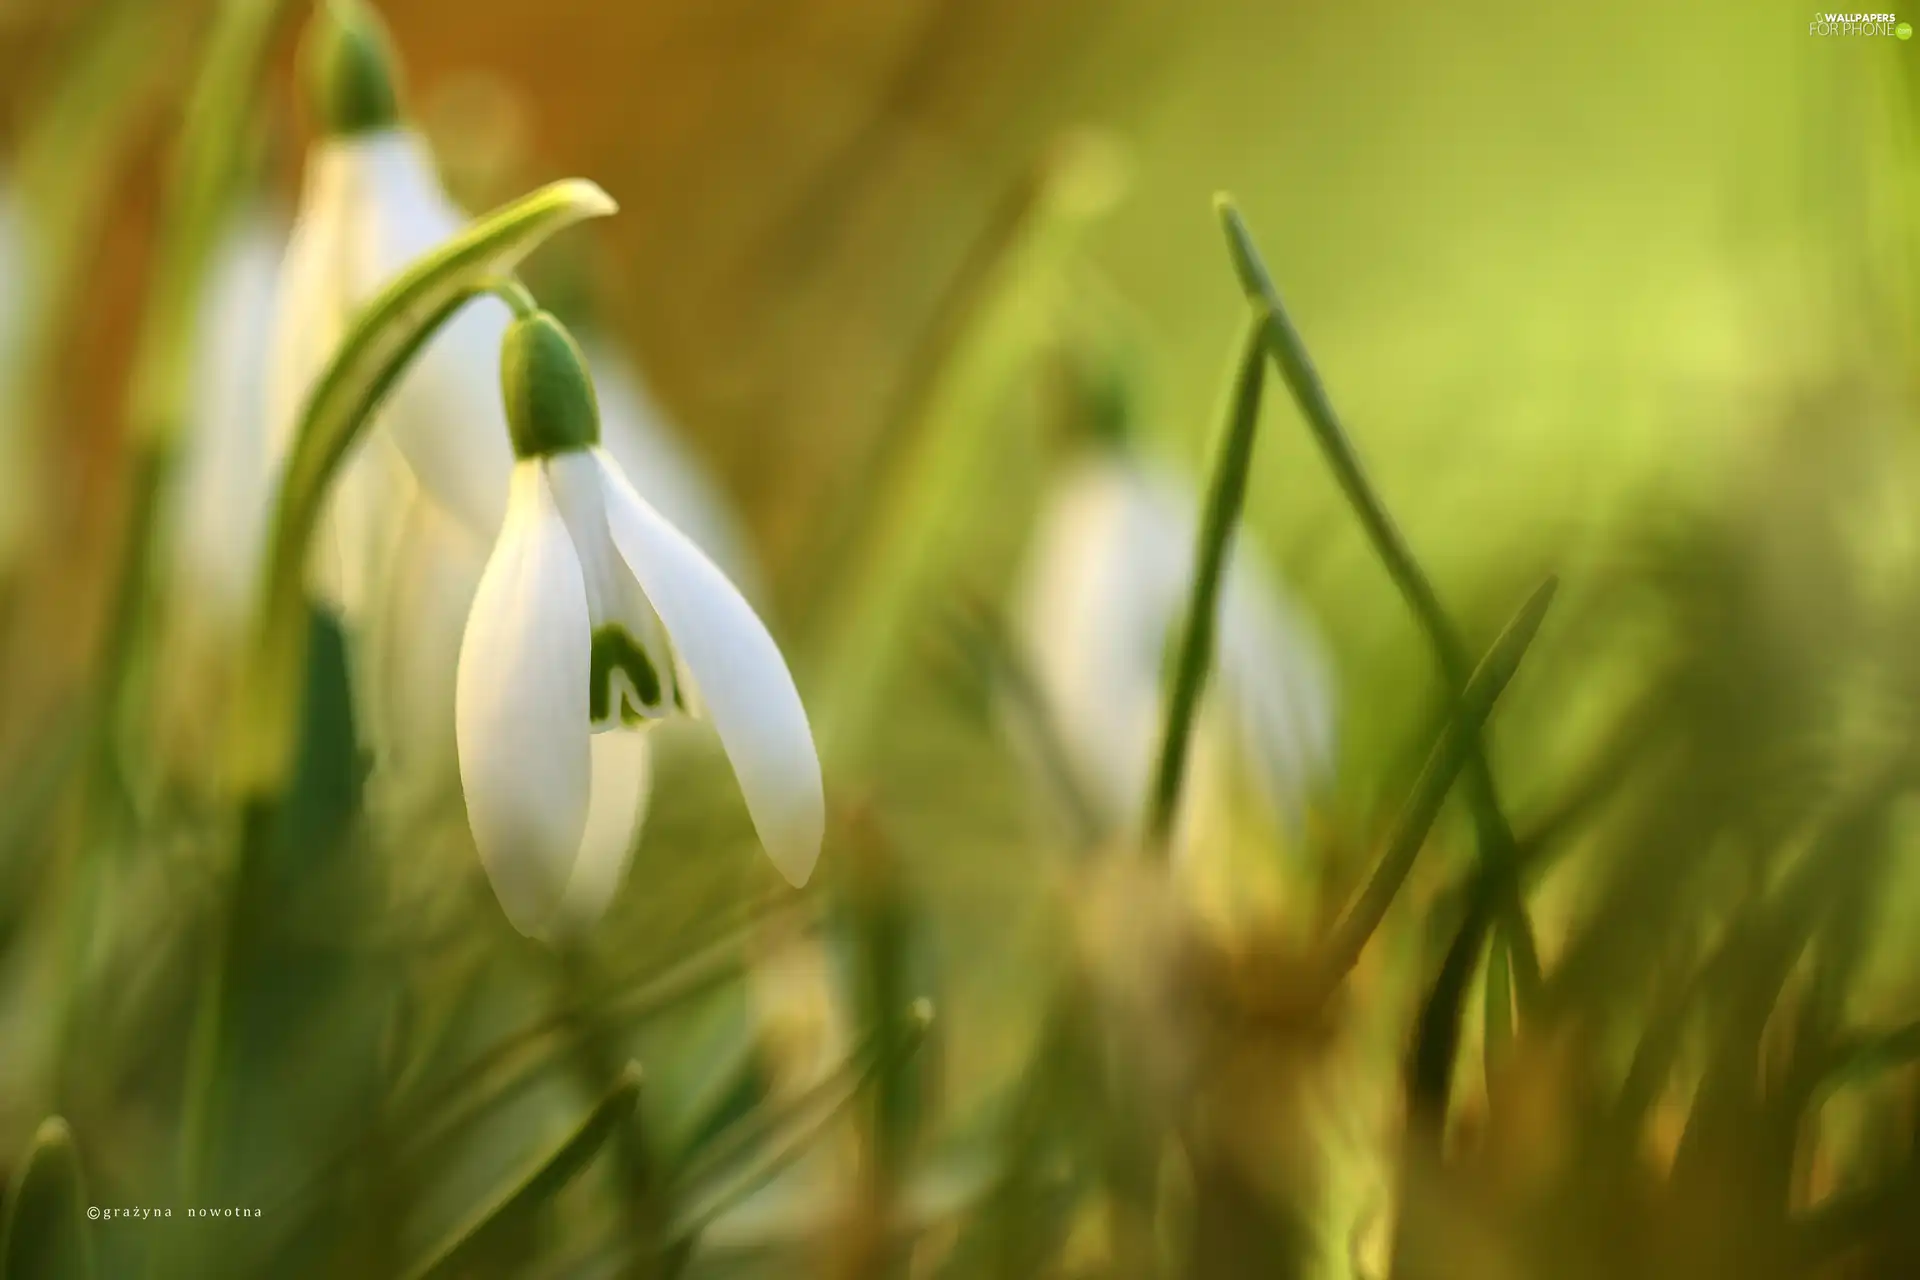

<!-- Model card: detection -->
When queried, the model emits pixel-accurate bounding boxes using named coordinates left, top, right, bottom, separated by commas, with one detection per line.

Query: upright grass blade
left=2, top=1118, right=94, bottom=1280
left=1483, top=931, right=1514, bottom=1083
left=1216, top=196, right=1543, bottom=999
left=228, top=177, right=617, bottom=798
left=1143, top=307, right=1269, bottom=851
left=1317, top=577, right=1557, bottom=990
left=400, top=1064, right=643, bottom=1280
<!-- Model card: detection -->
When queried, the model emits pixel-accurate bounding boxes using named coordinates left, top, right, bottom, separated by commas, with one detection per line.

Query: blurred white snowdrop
left=171, top=211, right=286, bottom=642
left=455, top=310, right=822, bottom=941
left=0, top=182, right=29, bottom=573
left=1017, top=443, right=1337, bottom=854
left=270, top=0, right=510, bottom=812
left=150, top=211, right=288, bottom=772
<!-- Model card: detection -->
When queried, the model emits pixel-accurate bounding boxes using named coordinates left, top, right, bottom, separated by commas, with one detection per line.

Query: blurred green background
left=0, top=1, right=1917, bottom=1277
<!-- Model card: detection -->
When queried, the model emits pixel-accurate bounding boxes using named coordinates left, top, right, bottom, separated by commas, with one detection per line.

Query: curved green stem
left=488, top=276, right=541, bottom=320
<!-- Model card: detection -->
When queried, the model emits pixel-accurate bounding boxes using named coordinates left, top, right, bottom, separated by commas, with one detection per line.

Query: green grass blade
left=2, top=1118, right=94, bottom=1280
left=400, top=1063, right=642, bottom=1280
left=1318, top=576, right=1557, bottom=988
left=667, top=1001, right=935, bottom=1245
left=1484, top=931, right=1514, bottom=1083
left=1144, top=306, right=1269, bottom=851
left=1216, top=194, right=1544, bottom=999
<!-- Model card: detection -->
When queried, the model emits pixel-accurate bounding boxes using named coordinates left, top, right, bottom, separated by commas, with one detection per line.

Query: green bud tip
left=501, top=310, right=601, bottom=459
left=302, top=0, right=403, bottom=137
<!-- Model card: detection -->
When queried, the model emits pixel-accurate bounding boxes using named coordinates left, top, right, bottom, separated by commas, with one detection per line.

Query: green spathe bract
left=302, top=0, right=402, bottom=137
left=501, top=310, right=602, bottom=459
left=231, top=178, right=618, bottom=798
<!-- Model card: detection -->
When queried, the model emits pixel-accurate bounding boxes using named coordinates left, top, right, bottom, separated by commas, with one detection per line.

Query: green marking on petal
left=590, top=626, right=663, bottom=724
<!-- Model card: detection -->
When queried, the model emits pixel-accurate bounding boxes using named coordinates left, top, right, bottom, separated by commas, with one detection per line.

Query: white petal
left=594, top=450, right=824, bottom=885
left=279, top=132, right=514, bottom=547
left=1016, top=456, right=1188, bottom=826
left=324, top=430, right=417, bottom=627
left=546, top=729, right=652, bottom=940
left=364, top=489, right=490, bottom=818
left=347, top=130, right=515, bottom=541
left=1218, top=558, right=1339, bottom=820
left=456, top=462, right=594, bottom=937
left=546, top=449, right=678, bottom=721
left=269, top=145, right=352, bottom=463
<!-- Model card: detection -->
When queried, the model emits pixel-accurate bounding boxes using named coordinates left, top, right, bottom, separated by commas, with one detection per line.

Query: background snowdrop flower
left=1016, top=444, right=1337, bottom=849
left=169, top=211, right=286, bottom=644
left=456, top=311, right=823, bottom=940
left=149, top=211, right=287, bottom=775
left=270, top=0, right=517, bottom=820
left=0, top=182, right=29, bottom=574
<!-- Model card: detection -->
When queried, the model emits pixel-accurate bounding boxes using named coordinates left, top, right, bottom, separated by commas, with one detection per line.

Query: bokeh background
left=0, top=1, right=1917, bottom=1277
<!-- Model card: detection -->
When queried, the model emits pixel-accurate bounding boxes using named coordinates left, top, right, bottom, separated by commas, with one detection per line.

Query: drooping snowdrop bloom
left=275, top=4, right=766, bottom=837
left=456, top=311, right=823, bottom=940
left=1017, top=443, right=1337, bottom=846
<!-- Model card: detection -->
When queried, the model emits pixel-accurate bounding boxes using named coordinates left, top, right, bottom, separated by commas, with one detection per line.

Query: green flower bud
left=501, top=310, right=601, bottom=458
left=302, top=0, right=402, bottom=137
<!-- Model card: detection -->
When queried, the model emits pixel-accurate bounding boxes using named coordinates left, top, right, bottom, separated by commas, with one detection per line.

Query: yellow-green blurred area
left=0, top=0, right=1919, bottom=1276
left=0, top=0, right=1911, bottom=756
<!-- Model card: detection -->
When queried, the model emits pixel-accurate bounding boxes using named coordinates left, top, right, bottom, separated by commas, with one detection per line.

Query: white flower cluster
left=174, top=0, right=822, bottom=942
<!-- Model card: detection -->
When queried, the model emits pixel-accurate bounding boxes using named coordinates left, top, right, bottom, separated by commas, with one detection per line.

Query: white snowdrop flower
left=1017, top=446, right=1336, bottom=843
left=456, top=311, right=823, bottom=940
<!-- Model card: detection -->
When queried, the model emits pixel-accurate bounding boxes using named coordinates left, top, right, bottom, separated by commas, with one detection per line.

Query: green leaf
left=1144, top=305, right=1268, bottom=849
left=2, top=1118, right=94, bottom=1280
left=1318, top=576, right=1558, bottom=988
left=400, top=1063, right=642, bottom=1280
left=229, top=177, right=618, bottom=797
